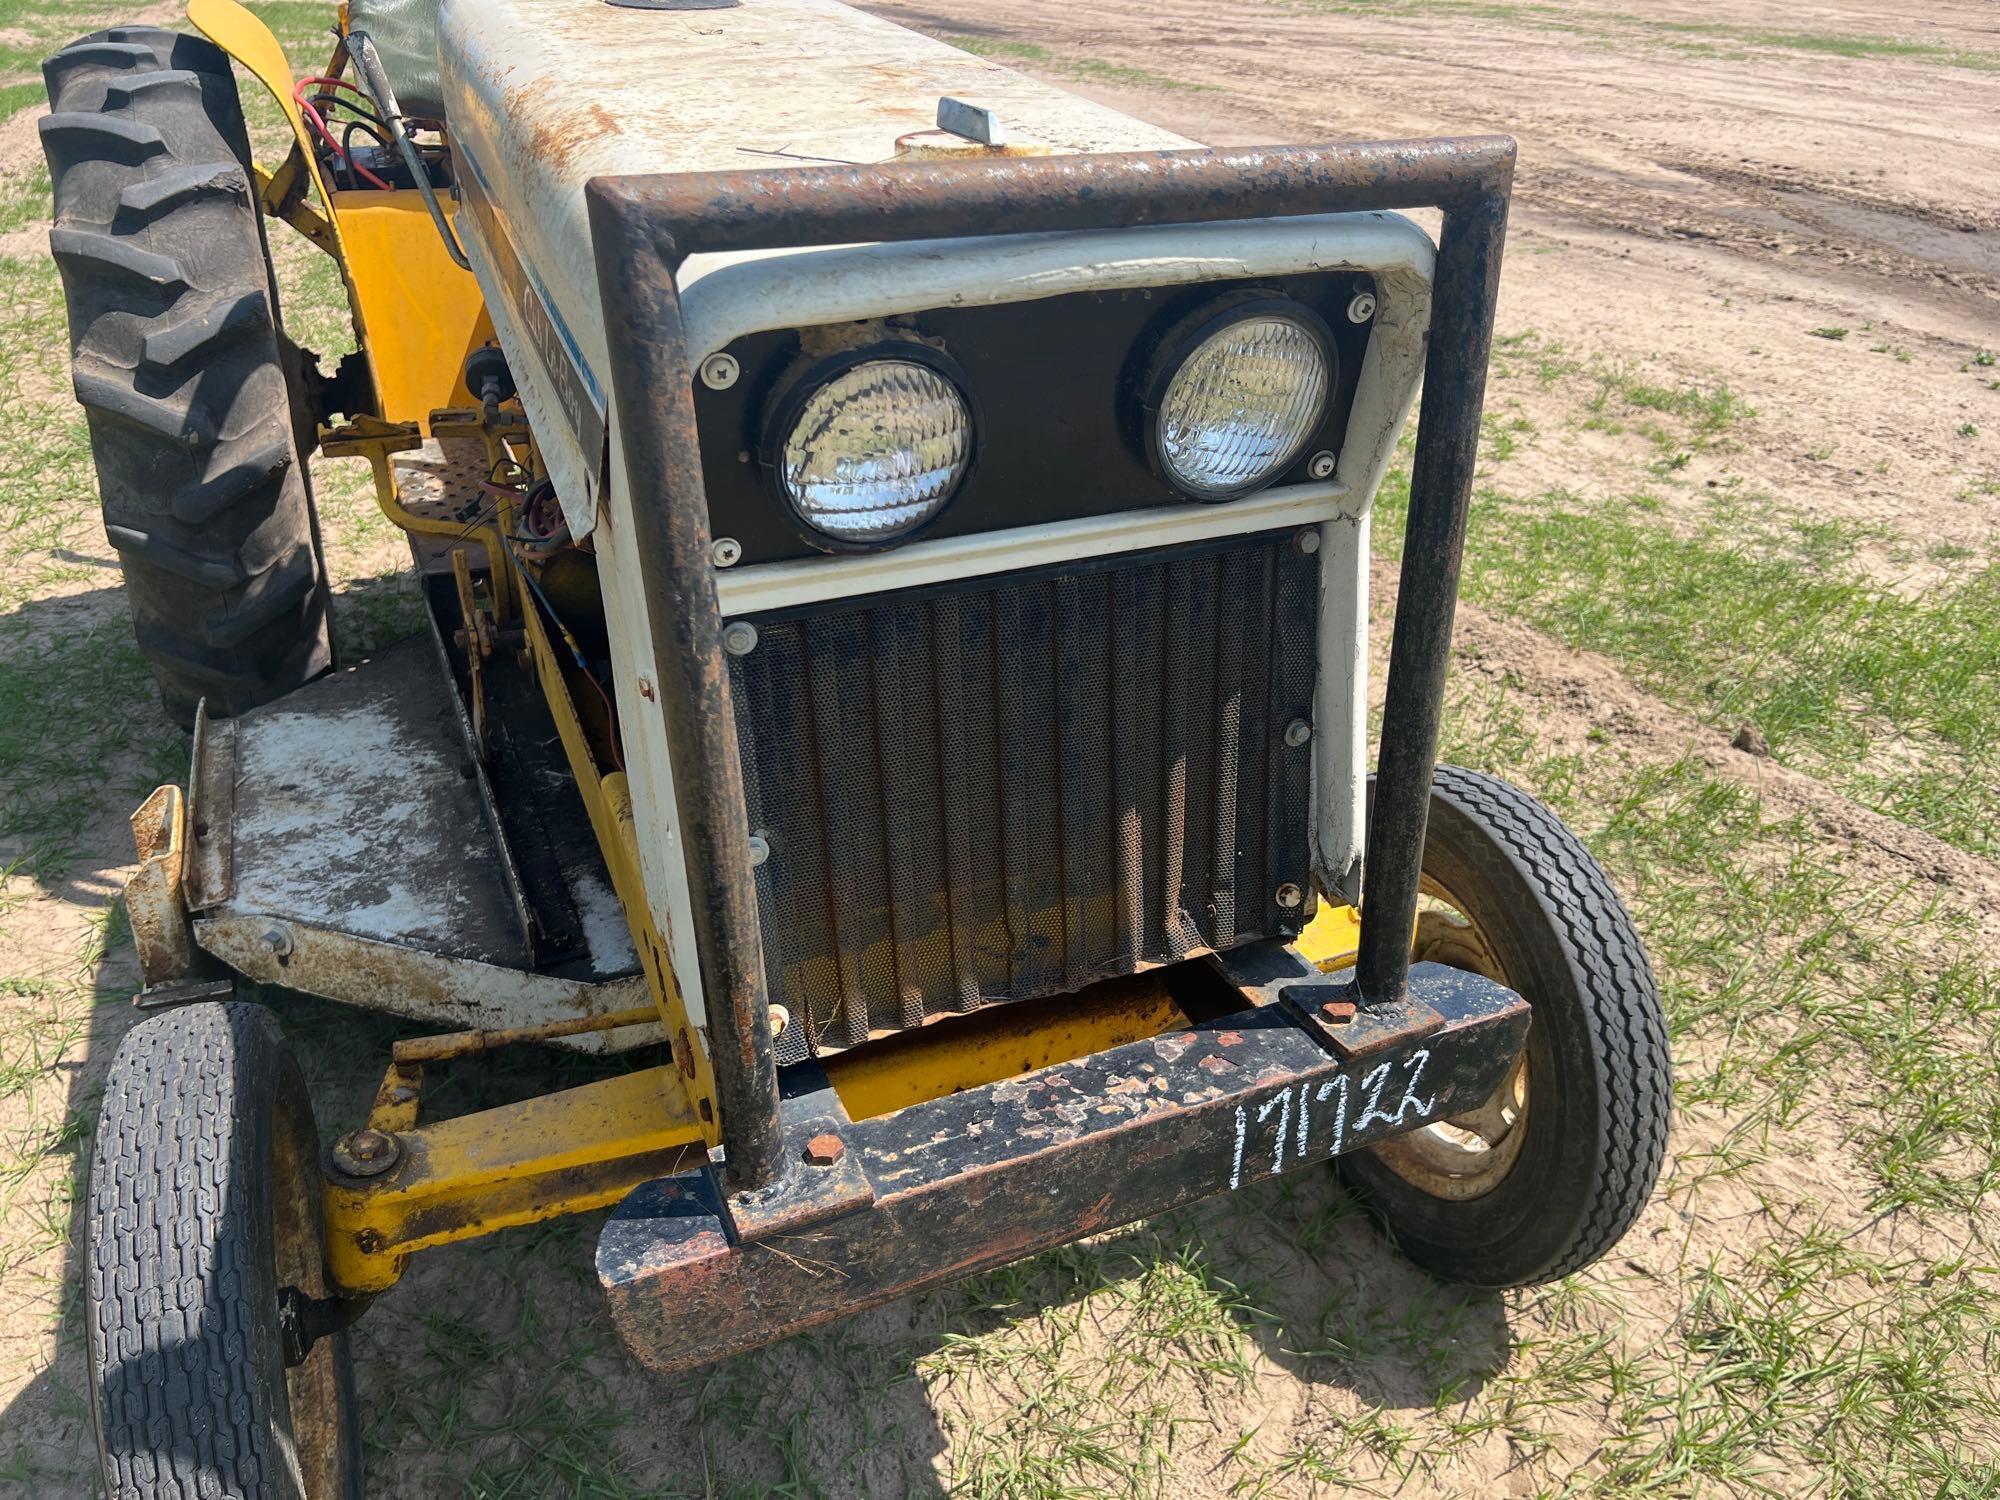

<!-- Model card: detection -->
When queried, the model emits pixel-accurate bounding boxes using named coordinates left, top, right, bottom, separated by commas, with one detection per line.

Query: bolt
left=1346, top=290, right=1378, bottom=324
left=1284, top=718, right=1313, bottom=748
left=636, top=674, right=657, bottom=701
left=768, top=1003, right=791, bottom=1036
left=260, top=924, right=293, bottom=958
left=803, top=1132, right=845, bottom=1166
left=722, top=621, right=758, bottom=656
left=332, top=1128, right=401, bottom=1178
left=1296, top=528, right=1322, bottom=555
left=1307, top=450, right=1337, bottom=480
left=1276, top=882, right=1304, bottom=909
left=711, top=536, right=743, bottom=568
left=1318, top=997, right=1357, bottom=1026
left=699, top=352, right=740, bottom=390
left=386, top=1086, right=418, bottom=1106
left=746, top=833, right=770, bottom=866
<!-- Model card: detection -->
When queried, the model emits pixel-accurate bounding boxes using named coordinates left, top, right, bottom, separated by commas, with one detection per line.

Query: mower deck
left=599, top=950, right=1529, bottom=1374
left=180, top=624, right=659, bottom=1047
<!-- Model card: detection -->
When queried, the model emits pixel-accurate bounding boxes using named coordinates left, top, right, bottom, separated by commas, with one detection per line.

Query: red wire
left=293, top=82, right=392, bottom=190
left=297, top=75, right=369, bottom=98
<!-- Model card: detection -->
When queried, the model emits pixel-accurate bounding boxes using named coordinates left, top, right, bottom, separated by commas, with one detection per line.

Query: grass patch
left=937, top=33, right=1210, bottom=93
left=1379, top=478, right=2000, bottom=860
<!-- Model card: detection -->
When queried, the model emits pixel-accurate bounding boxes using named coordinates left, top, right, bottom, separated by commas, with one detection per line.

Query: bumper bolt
left=711, top=536, right=743, bottom=568
left=1276, top=882, right=1304, bottom=909
left=1284, top=719, right=1313, bottom=748
left=1346, top=290, right=1377, bottom=324
left=1307, top=449, right=1337, bottom=480
left=332, top=1129, right=401, bottom=1178
left=722, top=621, right=758, bottom=656
left=699, top=351, right=740, bottom=390
left=260, top=924, right=293, bottom=957
left=1318, top=997, right=1357, bottom=1026
left=1296, top=528, right=1321, bottom=555
left=803, top=1133, right=845, bottom=1167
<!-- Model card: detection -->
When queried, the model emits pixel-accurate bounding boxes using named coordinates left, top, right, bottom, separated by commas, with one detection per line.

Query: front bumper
left=598, top=950, right=1527, bottom=1374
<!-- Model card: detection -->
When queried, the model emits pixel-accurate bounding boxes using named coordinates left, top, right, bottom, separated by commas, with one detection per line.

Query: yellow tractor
left=42, top=0, right=1670, bottom=1493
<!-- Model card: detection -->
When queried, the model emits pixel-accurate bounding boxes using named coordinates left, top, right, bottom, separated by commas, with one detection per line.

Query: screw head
left=746, top=833, right=770, bottom=866
left=803, top=1132, right=845, bottom=1166
left=711, top=536, right=743, bottom=568
left=1346, top=290, right=1378, bottom=324
left=721, top=621, right=758, bottom=656
left=1296, top=528, right=1322, bottom=555
left=1307, top=449, right=1337, bottom=480
left=332, top=1129, right=401, bottom=1178
left=699, top=352, right=740, bottom=390
left=1284, top=719, right=1313, bottom=748
left=1318, top=997, right=1357, bottom=1026
left=1276, top=882, right=1304, bottom=909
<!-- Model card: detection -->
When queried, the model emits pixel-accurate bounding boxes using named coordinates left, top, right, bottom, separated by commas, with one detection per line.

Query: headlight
left=1151, top=305, right=1331, bottom=501
left=777, top=357, right=973, bottom=545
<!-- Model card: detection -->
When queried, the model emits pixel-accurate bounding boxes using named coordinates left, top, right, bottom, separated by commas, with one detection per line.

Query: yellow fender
left=185, top=0, right=490, bottom=426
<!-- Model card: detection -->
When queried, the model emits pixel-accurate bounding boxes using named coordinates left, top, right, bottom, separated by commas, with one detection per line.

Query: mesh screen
left=729, top=530, right=1320, bottom=1057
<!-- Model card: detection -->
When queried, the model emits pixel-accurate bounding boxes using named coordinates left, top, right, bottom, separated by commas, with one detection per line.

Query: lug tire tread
left=42, top=25, right=332, bottom=725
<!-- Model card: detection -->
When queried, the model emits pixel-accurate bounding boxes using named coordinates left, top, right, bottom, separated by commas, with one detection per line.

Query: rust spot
left=1198, top=1055, right=1235, bottom=1075
left=1216, top=1031, right=1244, bottom=1047
left=509, top=91, right=624, bottom=178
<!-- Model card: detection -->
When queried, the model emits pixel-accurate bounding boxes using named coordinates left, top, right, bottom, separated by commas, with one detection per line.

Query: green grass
left=1381, top=477, right=2000, bottom=860
left=936, top=33, right=1211, bottom=93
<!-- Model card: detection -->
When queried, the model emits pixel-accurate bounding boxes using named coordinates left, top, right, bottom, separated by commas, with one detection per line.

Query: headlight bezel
left=1137, top=291, right=1339, bottom=504
left=758, top=340, right=980, bottom=556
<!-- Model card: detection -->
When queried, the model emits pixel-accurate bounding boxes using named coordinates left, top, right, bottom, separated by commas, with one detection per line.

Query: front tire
left=41, top=27, right=334, bottom=726
left=1339, top=766, right=1672, bottom=1286
left=86, top=1003, right=362, bottom=1498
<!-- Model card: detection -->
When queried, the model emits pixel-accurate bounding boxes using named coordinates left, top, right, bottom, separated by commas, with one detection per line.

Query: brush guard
left=584, top=135, right=1518, bottom=1367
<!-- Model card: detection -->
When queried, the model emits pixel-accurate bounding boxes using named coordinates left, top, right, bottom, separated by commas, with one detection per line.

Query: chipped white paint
left=569, top=867, right=640, bottom=974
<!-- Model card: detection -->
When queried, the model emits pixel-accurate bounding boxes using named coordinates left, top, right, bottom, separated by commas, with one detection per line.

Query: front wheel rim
left=1364, top=876, right=1532, bottom=1201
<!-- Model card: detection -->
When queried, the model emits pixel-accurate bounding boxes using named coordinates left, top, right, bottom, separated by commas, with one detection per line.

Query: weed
left=1809, top=326, right=1848, bottom=340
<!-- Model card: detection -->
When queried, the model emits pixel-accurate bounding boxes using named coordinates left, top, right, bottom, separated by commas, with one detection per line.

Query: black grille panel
left=728, top=530, right=1320, bottom=1057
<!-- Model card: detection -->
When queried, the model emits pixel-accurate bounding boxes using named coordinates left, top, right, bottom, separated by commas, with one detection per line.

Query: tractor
left=40, top=0, right=1671, bottom=1492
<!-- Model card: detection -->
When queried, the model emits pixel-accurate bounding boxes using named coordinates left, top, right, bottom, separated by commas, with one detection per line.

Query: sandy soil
left=875, top=0, right=2000, bottom=589
left=2, top=1, right=1997, bottom=1494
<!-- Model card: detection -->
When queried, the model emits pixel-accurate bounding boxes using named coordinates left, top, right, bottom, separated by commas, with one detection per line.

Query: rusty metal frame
left=583, top=137, right=1516, bottom=1198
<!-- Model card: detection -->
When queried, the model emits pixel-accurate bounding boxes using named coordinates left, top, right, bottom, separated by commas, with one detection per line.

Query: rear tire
left=86, top=1003, right=362, bottom=1499
left=42, top=27, right=334, bottom=727
left=1338, top=766, right=1672, bottom=1286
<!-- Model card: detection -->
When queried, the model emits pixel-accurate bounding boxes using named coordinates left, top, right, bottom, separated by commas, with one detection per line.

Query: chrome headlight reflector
left=777, top=357, right=973, bottom=545
left=1151, top=306, right=1332, bottom=501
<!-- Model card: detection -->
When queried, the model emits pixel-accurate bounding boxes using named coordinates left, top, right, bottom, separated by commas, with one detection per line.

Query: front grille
left=728, top=530, right=1320, bottom=1058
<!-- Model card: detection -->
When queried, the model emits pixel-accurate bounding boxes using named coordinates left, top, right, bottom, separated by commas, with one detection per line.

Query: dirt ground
left=1, top=1, right=1997, bottom=1495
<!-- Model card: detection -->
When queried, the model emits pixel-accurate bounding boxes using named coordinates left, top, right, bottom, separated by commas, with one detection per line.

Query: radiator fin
left=731, top=530, right=1319, bottom=1056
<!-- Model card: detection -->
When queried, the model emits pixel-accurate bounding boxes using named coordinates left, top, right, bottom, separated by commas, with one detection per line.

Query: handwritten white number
left=1317, top=1076, right=1349, bottom=1159
left=1355, top=1061, right=1396, bottom=1131
left=1258, top=1089, right=1293, bottom=1175
left=1228, top=1052, right=1442, bottom=1184
left=1396, top=1049, right=1436, bottom=1122
left=1230, top=1104, right=1248, bottom=1190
